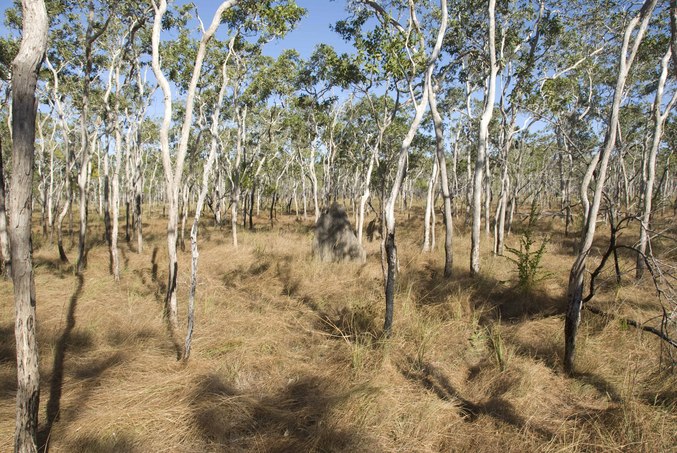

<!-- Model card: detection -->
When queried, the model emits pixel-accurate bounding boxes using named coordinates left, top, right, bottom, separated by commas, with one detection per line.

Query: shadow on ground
left=399, top=358, right=553, bottom=439
left=190, top=373, right=375, bottom=452
left=403, top=263, right=566, bottom=324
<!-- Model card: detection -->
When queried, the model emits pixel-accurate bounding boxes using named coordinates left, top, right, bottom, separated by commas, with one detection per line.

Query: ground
left=0, top=206, right=675, bottom=452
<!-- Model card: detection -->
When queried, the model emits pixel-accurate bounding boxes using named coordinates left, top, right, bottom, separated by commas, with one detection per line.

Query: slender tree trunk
left=471, top=0, right=498, bottom=276
left=380, top=0, right=447, bottom=333
left=231, top=184, right=239, bottom=247
left=180, top=183, right=189, bottom=251
left=151, top=0, right=238, bottom=331
left=56, top=172, right=71, bottom=262
left=423, top=156, right=439, bottom=252
left=10, top=1, right=48, bottom=450
left=484, top=157, right=492, bottom=236
left=76, top=2, right=100, bottom=275
left=637, top=47, right=676, bottom=278
left=110, top=66, right=123, bottom=282
left=565, top=0, right=657, bottom=374
left=0, top=138, right=11, bottom=277
left=185, top=54, right=229, bottom=360
left=357, top=147, right=377, bottom=244
left=308, top=147, right=320, bottom=222
left=429, top=83, right=454, bottom=276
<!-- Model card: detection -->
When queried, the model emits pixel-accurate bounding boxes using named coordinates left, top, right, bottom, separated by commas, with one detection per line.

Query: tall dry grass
left=0, top=206, right=674, bottom=452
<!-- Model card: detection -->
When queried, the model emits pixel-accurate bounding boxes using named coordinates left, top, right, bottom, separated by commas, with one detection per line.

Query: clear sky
left=193, top=0, right=355, bottom=59
left=264, top=0, right=355, bottom=58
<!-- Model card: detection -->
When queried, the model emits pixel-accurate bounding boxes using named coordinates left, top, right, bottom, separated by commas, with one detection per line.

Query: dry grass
left=0, top=206, right=675, bottom=452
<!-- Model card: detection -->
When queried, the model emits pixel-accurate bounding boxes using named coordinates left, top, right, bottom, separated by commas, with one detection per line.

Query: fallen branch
left=583, top=304, right=677, bottom=348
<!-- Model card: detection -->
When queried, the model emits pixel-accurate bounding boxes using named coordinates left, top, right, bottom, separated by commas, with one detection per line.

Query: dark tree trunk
left=248, top=183, right=255, bottom=230
left=383, top=232, right=397, bottom=334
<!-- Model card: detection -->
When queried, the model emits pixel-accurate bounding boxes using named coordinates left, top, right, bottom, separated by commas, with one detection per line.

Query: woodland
left=1, top=0, right=676, bottom=451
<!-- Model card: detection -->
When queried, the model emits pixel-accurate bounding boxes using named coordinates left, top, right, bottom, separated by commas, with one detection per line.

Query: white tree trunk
left=430, top=82, right=454, bottom=276
left=185, top=54, right=230, bottom=360
left=470, top=0, right=498, bottom=276
left=151, top=0, right=238, bottom=331
left=423, top=156, right=439, bottom=252
left=636, top=47, right=676, bottom=278
left=565, top=0, right=658, bottom=374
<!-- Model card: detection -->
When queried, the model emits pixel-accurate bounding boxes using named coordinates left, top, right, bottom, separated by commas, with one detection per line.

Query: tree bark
left=10, top=1, right=48, bottom=451
left=185, top=55, right=229, bottom=360
left=375, top=0, right=447, bottom=334
left=423, top=156, right=439, bottom=252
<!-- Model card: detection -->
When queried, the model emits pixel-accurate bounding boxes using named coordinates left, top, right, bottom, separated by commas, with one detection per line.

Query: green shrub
left=504, top=203, right=550, bottom=292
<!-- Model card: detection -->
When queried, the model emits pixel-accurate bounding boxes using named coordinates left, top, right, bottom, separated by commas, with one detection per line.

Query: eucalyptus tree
left=220, top=40, right=279, bottom=244
left=151, top=0, right=304, bottom=331
left=184, top=38, right=234, bottom=360
left=564, top=0, right=659, bottom=375
left=9, top=1, right=48, bottom=450
left=348, top=0, right=447, bottom=333
left=469, top=0, right=498, bottom=276
left=73, top=1, right=112, bottom=273
left=98, top=5, right=149, bottom=280
left=487, top=0, right=557, bottom=256
left=635, top=46, right=677, bottom=277
left=151, top=0, right=235, bottom=330
left=428, top=79, right=455, bottom=275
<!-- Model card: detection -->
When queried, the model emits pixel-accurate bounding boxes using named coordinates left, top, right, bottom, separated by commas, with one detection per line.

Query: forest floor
left=0, top=206, right=675, bottom=452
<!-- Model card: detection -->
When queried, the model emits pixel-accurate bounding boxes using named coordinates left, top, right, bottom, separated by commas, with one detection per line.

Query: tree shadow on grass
left=404, top=264, right=566, bottom=324
left=190, top=373, right=375, bottom=452
left=398, top=359, right=553, bottom=439
left=505, top=328, right=623, bottom=403
left=66, top=431, right=140, bottom=453
left=39, top=274, right=84, bottom=453
left=33, top=255, right=73, bottom=279
left=0, top=323, right=17, bottom=402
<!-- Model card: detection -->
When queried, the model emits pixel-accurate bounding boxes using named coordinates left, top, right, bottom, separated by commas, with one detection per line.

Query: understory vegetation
left=0, top=209, right=674, bottom=452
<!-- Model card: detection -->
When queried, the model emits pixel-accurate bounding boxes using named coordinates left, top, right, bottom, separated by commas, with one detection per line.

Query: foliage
left=504, top=203, right=551, bottom=292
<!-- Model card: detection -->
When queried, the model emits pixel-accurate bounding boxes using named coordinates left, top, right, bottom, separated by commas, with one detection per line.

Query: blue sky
left=189, top=0, right=355, bottom=58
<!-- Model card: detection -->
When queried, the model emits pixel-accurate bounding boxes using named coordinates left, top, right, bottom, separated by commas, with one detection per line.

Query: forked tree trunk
left=185, top=54, right=229, bottom=360
left=565, top=0, right=658, bottom=374
left=10, top=1, right=48, bottom=451
left=636, top=47, right=676, bottom=278
left=151, top=0, right=238, bottom=331
left=378, top=0, right=447, bottom=334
